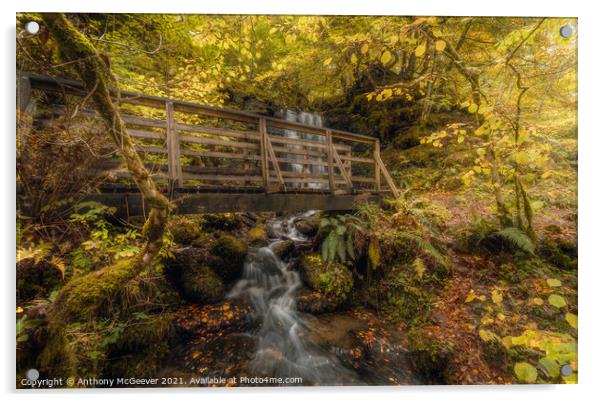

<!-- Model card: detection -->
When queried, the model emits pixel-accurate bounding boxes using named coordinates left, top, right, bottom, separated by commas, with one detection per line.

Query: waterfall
left=228, top=212, right=359, bottom=385
left=280, top=110, right=328, bottom=190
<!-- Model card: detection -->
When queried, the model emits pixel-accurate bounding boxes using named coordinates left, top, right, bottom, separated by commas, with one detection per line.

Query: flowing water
left=228, top=211, right=361, bottom=385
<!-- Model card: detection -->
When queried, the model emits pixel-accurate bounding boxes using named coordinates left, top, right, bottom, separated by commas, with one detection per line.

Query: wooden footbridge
left=18, top=72, right=399, bottom=214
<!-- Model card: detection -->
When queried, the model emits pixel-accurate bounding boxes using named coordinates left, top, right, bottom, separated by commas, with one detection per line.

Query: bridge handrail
left=18, top=72, right=400, bottom=198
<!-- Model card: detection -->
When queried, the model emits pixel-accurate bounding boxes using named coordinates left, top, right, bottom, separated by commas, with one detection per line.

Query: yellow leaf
left=380, top=50, right=392, bottom=64
left=457, top=136, right=465, bottom=144
left=491, top=289, right=503, bottom=304
left=414, top=44, right=426, bottom=57
left=497, top=313, right=506, bottom=321
left=515, top=151, right=530, bottom=165
left=16, top=306, right=24, bottom=314
left=532, top=297, right=544, bottom=306
left=548, top=294, right=567, bottom=308
left=467, top=103, right=478, bottom=114
left=565, top=312, right=577, bottom=329
left=546, top=278, right=562, bottom=287
left=435, top=40, right=446, bottom=52
left=269, top=27, right=277, bottom=35
left=360, top=43, right=369, bottom=54
left=323, top=57, right=332, bottom=66
left=350, top=53, right=358, bottom=64
left=465, top=291, right=477, bottom=303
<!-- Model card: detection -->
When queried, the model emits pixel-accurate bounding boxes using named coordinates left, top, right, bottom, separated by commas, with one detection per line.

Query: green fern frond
left=495, top=227, right=535, bottom=255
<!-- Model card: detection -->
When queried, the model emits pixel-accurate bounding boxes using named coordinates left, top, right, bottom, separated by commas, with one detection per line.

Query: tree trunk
left=41, top=13, right=171, bottom=266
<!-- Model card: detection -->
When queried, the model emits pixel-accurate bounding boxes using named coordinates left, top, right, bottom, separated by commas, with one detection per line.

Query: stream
left=170, top=212, right=420, bottom=386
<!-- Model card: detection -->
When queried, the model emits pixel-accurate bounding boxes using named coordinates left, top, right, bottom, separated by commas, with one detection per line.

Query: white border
left=2, top=1, right=600, bottom=402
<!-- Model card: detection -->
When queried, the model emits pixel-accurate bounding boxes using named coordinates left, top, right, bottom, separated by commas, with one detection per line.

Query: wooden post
left=259, top=118, right=269, bottom=192
left=166, top=101, right=182, bottom=188
left=325, top=129, right=336, bottom=192
left=374, top=140, right=381, bottom=192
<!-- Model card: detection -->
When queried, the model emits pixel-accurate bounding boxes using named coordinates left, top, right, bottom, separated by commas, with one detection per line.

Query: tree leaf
left=565, top=312, right=577, bottom=329
left=380, top=50, right=392, bottom=65
left=360, top=43, right=369, bottom=54
left=323, top=57, right=332, bottom=66
left=467, top=103, right=478, bottom=113
left=546, top=278, right=562, bottom=287
left=350, top=53, right=358, bottom=64
left=539, top=357, right=560, bottom=378
left=435, top=40, right=446, bottom=52
left=413, top=257, right=427, bottom=279
left=514, top=362, right=538, bottom=383
left=414, top=44, right=426, bottom=57
left=548, top=294, right=567, bottom=309
left=491, top=289, right=503, bottom=304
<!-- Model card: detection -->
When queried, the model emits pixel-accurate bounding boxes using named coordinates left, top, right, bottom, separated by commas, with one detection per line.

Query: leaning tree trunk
left=36, top=14, right=173, bottom=329
left=41, top=13, right=171, bottom=265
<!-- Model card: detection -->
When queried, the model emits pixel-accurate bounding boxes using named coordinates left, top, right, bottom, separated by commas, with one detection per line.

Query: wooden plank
left=272, top=156, right=328, bottom=167
left=339, top=155, right=374, bottom=164
left=272, top=145, right=325, bottom=158
left=269, top=135, right=326, bottom=149
left=166, top=101, right=183, bottom=186
left=265, top=135, right=285, bottom=191
left=179, top=149, right=260, bottom=160
left=259, top=118, right=269, bottom=191
left=374, top=140, right=381, bottom=191
left=179, top=134, right=259, bottom=150
left=176, top=123, right=260, bottom=141
left=332, top=147, right=353, bottom=190
left=325, top=129, right=336, bottom=192
left=130, top=129, right=164, bottom=140
left=136, top=145, right=167, bottom=154
left=375, top=152, right=400, bottom=198
left=182, top=172, right=263, bottom=182
left=181, top=165, right=261, bottom=176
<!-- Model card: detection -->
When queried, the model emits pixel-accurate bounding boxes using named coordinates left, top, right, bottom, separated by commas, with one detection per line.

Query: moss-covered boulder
left=406, top=330, right=455, bottom=384
left=247, top=225, right=268, bottom=246
left=294, top=213, right=321, bottom=237
left=167, top=216, right=201, bottom=245
left=208, top=234, right=248, bottom=282
left=17, top=258, right=62, bottom=303
left=271, top=239, right=296, bottom=260
left=299, top=254, right=353, bottom=302
left=180, top=265, right=225, bottom=303
left=201, top=213, right=244, bottom=231
left=297, top=288, right=344, bottom=314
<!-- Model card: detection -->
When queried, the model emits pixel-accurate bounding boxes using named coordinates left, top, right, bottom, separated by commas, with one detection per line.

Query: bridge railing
left=18, top=72, right=399, bottom=197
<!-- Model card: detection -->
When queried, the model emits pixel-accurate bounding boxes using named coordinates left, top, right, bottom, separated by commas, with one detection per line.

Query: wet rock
left=406, top=330, right=455, bottom=384
left=247, top=225, right=268, bottom=247
left=298, top=253, right=353, bottom=302
left=200, top=213, right=244, bottom=231
left=297, top=288, right=344, bottom=314
left=293, top=213, right=321, bottom=237
left=167, top=216, right=202, bottom=245
left=208, top=234, right=248, bottom=283
left=271, top=239, right=295, bottom=260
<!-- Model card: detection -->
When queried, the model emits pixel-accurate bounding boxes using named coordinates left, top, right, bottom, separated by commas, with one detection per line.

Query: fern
left=495, top=227, right=535, bottom=255
left=319, top=215, right=365, bottom=263
left=395, top=231, right=447, bottom=268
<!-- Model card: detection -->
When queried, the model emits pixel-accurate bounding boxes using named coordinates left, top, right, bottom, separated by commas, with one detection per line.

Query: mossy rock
left=104, top=341, right=170, bottom=380
left=271, top=239, right=296, bottom=260
left=167, top=216, right=201, bottom=245
left=406, top=330, right=455, bottom=384
left=247, top=225, right=268, bottom=246
left=208, top=234, right=248, bottom=282
left=201, top=213, right=244, bottom=231
left=297, top=288, right=344, bottom=314
left=299, top=253, right=353, bottom=301
left=180, top=265, right=225, bottom=304
left=53, top=258, right=141, bottom=321
left=293, top=213, right=321, bottom=237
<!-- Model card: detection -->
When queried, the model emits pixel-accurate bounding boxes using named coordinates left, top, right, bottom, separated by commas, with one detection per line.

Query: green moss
left=53, top=258, right=140, bottom=321
left=180, top=265, right=225, bottom=303
left=299, top=254, right=353, bottom=301
left=201, top=213, right=244, bottom=231
left=247, top=225, right=268, bottom=245
left=539, top=237, right=577, bottom=271
left=407, top=330, right=455, bottom=384
left=209, top=234, right=248, bottom=282
left=380, top=263, right=432, bottom=325
left=110, top=314, right=173, bottom=355
left=37, top=326, right=77, bottom=380
left=167, top=216, right=201, bottom=245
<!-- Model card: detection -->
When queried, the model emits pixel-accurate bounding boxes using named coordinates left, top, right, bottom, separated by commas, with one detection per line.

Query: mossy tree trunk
left=41, top=13, right=171, bottom=266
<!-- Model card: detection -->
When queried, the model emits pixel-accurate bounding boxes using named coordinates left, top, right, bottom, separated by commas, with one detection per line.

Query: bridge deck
left=18, top=72, right=399, bottom=214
